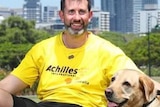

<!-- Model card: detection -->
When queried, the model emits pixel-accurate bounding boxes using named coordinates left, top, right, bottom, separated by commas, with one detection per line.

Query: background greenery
left=0, top=16, right=160, bottom=95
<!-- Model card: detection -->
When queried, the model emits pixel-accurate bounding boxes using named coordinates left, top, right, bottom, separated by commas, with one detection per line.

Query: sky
left=0, top=0, right=100, bottom=9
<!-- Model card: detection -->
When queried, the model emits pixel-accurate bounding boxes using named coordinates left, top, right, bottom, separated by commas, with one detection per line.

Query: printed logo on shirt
left=46, top=65, right=90, bottom=85
left=65, top=78, right=72, bottom=84
left=46, top=65, right=78, bottom=77
left=68, top=55, right=74, bottom=59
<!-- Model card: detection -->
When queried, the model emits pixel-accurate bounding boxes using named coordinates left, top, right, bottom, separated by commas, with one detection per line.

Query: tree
left=98, top=31, right=127, bottom=49
left=124, top=33, right=160, bottom=67
left=151, top=24, right=160, bottom=33
left=124, top=36, right=147, bottom=66
left=0, top=16, right=51, bottom=70
left=97, top=31, right=139, bottom=51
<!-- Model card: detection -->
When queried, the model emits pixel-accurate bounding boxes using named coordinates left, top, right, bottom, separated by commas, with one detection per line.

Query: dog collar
left=142, top=97, right=156, bottom=107
left=157, top=90, right=160, bottom=95
left=143, top=90, right=160, bottom=107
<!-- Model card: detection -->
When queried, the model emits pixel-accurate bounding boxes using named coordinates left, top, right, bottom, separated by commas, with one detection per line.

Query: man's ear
left=88, top=11, right=93, bottom=22
left=59, top=11, right=64, bottom=22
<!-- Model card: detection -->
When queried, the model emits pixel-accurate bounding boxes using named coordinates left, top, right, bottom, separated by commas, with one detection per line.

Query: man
left=0, top=0, right=159, bottom=107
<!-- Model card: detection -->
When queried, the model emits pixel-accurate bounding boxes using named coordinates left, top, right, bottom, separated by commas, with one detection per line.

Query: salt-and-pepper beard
left=64, top=20, right=88, bottom=36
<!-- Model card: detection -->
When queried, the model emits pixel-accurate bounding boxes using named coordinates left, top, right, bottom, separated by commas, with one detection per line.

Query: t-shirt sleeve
left=11, top=45, right=41, bottom=87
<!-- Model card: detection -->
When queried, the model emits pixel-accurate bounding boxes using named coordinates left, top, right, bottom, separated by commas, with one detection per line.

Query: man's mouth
left=71, top=23, right=83, bottom=30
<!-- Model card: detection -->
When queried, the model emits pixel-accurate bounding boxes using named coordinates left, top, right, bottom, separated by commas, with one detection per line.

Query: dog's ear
left=139, top=75, right=155, bottom=101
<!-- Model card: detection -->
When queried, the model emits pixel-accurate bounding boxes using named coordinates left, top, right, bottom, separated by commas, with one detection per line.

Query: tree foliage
left=98, top=31, right=126, bottom=48
left=0, top=43, right=33, bottom=70
left=0, top=16, right=51, bottom=70
left=0, top=16, right=51, bottom=44
left=124, top=33, right=160, bottom=67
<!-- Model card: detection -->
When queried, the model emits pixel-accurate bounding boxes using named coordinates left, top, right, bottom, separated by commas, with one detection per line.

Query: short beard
left=65, top=23, right=88, bottom=37
left=67, top=27, right=85, bottom=36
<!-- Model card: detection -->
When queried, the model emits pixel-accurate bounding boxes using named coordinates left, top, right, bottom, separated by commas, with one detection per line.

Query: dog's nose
left=105, top=88, right=113, bottom=98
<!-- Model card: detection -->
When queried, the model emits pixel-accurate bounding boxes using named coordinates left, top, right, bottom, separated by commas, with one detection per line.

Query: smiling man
left=0, top=0, right=160, bottom=107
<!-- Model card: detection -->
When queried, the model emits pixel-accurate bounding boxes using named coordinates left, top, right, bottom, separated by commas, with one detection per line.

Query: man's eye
left=68, top=10, right=75, bottom=15
left=79, top=10, right=86, bottom=15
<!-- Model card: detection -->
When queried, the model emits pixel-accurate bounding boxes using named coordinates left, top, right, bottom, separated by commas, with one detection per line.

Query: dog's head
left=105, top=69, right=157, bottom=107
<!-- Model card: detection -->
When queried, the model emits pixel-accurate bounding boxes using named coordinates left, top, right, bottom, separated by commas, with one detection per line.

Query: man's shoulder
left=90, top=33, right=116, bottom=47
left=89, top=33, right=124, bottom=54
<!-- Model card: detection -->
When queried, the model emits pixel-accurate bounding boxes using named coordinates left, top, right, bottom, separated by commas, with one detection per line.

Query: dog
left=105, top=69, right=160, bottom=107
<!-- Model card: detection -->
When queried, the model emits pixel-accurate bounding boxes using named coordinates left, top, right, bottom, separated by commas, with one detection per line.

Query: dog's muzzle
left=105, top=88, right=113, bottom=99
left=105, top=88, right=128, bottom=107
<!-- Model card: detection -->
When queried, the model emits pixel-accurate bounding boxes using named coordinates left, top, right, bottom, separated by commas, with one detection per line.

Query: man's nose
left=73, top=12, right=81, bottom=20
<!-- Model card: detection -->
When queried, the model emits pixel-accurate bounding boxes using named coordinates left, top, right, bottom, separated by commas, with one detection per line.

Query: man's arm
left=0, top=74, right=28, bottom=95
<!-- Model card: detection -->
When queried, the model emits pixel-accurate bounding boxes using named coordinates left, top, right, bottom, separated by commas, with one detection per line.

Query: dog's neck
left=143, top=90, right=160, bottom=107
left=142, top=97, right=156, bottom=107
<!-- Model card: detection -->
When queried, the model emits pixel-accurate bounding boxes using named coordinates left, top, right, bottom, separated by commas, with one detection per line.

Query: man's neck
left=62, top=32, right=89, bottom=49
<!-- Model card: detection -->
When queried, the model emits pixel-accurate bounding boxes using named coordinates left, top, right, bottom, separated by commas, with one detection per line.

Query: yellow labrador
left=105, top=69, right=160, bottom=107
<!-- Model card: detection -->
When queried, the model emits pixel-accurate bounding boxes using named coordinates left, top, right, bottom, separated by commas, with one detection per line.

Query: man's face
left=59, top=0, right=92, bottom=36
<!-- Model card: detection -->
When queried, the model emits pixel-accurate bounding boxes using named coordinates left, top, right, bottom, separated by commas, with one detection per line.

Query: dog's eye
left=123, top=81, right=131, bottom=87
left=111, top=77, right=115, bottom=82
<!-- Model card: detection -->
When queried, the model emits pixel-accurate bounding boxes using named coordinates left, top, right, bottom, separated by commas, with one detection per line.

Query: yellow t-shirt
left=11, top=32, right=139, bottom=107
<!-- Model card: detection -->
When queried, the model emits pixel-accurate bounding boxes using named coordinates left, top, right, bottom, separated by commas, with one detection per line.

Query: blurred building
left=0, top=15, right=4, bottom=24
left=43, top=6, right=58, bottom=23
left=11, top=8, right=23, bottom=17
left=101, top=0, right=115, bottom=32
left=90, top=0, right=94, bottom=7
left=0, top=7, right=12, bottom=18
left=142, top=0, right=158, bottom=10
left=23, top=0, right=42, bottom=23
left=90, top=8, right=110, bottom=31
left=134, top=10, right=160, bottom=34
left=101, top=0, right=159, bottom=34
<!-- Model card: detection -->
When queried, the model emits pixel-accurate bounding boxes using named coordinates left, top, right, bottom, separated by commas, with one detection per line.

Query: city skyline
left=1, top=0, right=160, bottom=34
left=0, top=0, right=100, bottom=9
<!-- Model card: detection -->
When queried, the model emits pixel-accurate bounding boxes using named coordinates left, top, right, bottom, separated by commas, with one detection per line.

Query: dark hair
left=60, top=0, right=91, bottom=11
